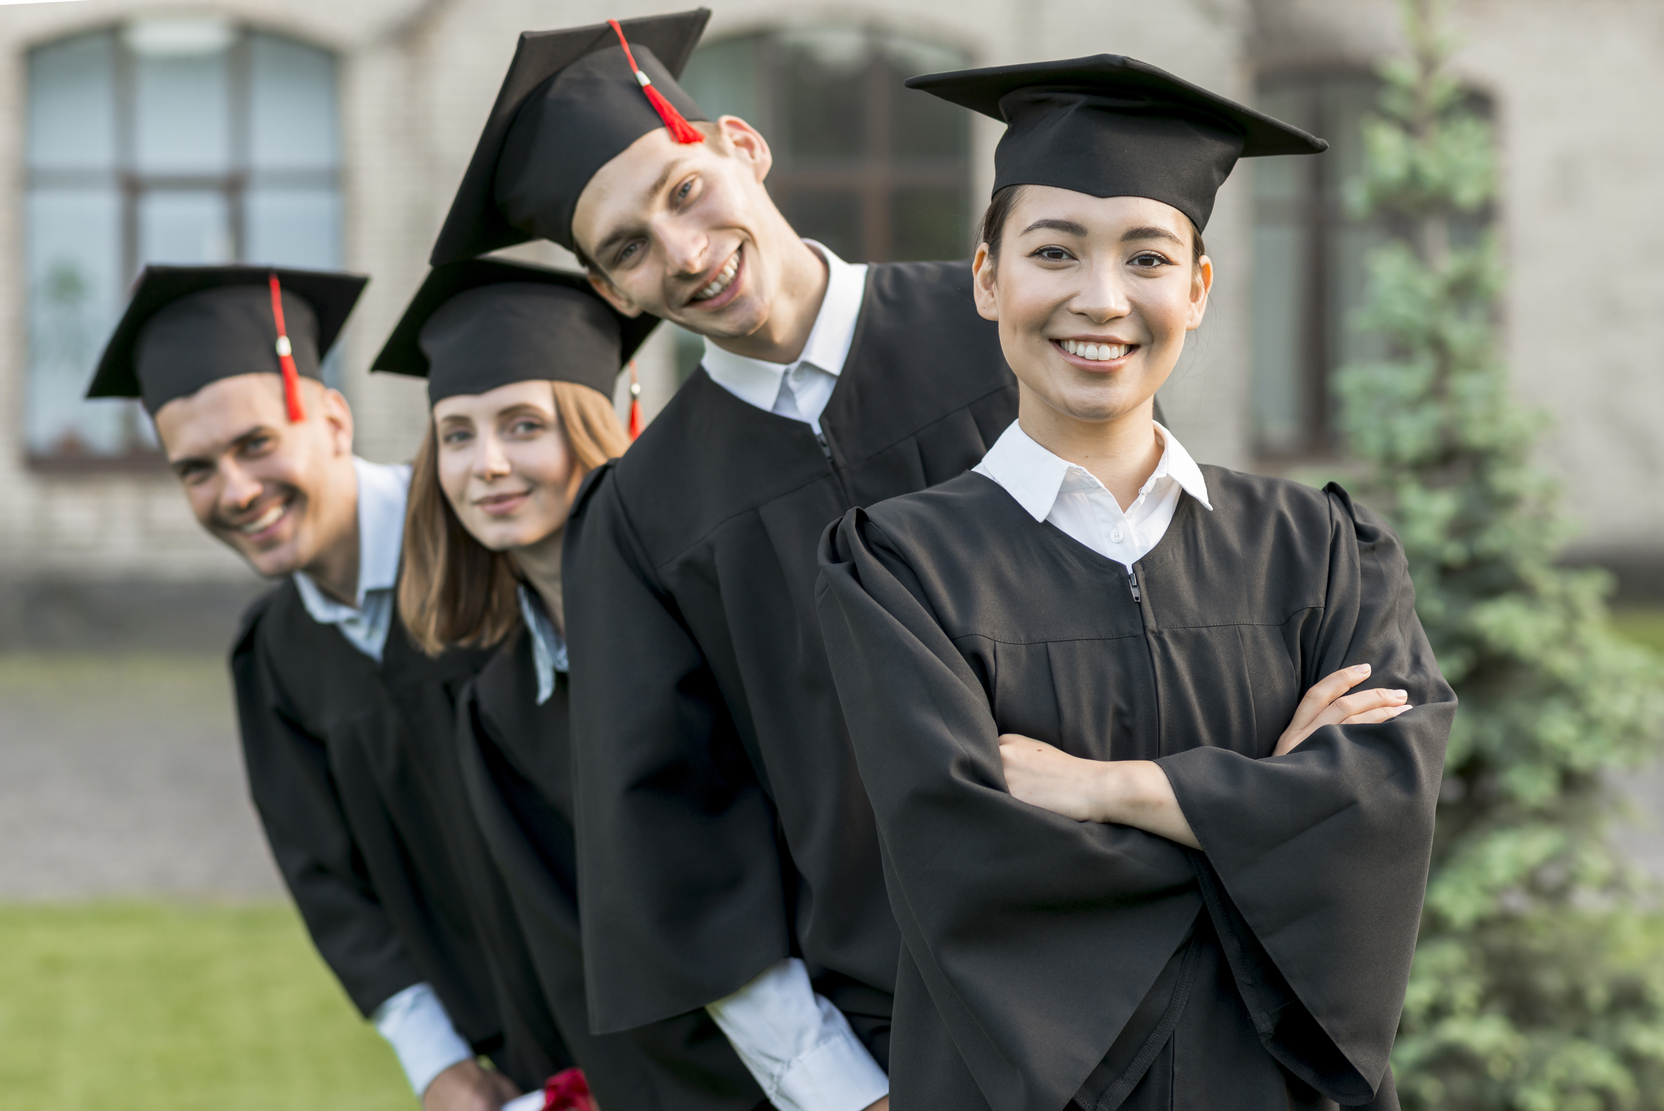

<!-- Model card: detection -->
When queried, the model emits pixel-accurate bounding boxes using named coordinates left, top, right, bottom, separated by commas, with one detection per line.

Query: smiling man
left=85, top=265, right=560, bottom=1111
left=427, top=12, right=1017, bottom=1111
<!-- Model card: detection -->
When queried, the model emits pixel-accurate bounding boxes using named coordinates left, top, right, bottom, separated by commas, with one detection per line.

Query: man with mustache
left=429, top=13, right=1017, bottom=1111
left=87, top=266, right=560, bottom=1111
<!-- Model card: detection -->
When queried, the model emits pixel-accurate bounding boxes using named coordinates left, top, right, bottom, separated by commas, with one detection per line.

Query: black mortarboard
left=908, top=55, right=1326, bottom=231
left=430, top=10, right=711, bottom=264
left=87, top=264, right=367, bottom=417
left=372, top=258, right=658, bottom=407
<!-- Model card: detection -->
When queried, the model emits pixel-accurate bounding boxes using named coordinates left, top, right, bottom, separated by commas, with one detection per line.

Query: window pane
left=26, top=189, right=127, bottom=457
left=678, top=36, right=760, bottom=126
left=245, top=188, right=340, bottom=268
left=28, top=32, right=115, bottom=172
left=882, top=36, right=968, bottom=161
left=139, top=191, right=233, bottom=264
left=134, top=46, right=231, bottom=174
left=891, top=188, right=966, bottom=261
left=250, top=34, right=338, bottom=171
left=778, top=191, right=861, bottom=261
left=1250, top=221, right=1310, bottom=455
left=781, top=29, right=866, bottom=161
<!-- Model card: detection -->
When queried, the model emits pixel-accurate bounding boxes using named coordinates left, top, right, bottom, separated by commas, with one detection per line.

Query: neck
left=1017, top=388, right=1164, bottom=510
left=709, top=236, right=829, bottom=365
left=511, top=528, right=564, bottom=635
left=300, top=462, right=362, bottom=606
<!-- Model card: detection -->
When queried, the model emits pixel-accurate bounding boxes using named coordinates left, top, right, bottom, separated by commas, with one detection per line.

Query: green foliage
left=0, top=902, right=410, bottom=1111
left=1333, top=1, right=1664, bottom=1107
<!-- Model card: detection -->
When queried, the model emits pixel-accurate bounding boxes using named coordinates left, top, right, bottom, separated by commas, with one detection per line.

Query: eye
left=242, top=433, right=274, bottom=457
left=1130, top=251, right=1171, bottom=269
left=675, top=177, right=695, bottom=203
left=441, top=427, right=472, bottom=446
left=508, top=418, right=545, bottom=437
left=615, top=240, right=643, bottom=266
left=1032, top=245, right=1075, bottom=263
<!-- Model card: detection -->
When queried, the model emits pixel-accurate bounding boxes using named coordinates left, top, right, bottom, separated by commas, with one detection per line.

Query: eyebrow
left=592, top=157, right=691, bottom=261
left=168, top=424, right=271, bottom=474
left=1121, top=225, right=1186, bottom=246
left=1021, top=218, right=1088, bottom=237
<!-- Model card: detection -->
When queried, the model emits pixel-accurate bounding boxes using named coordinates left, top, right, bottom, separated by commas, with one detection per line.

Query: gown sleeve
left=563, top=465, right=792, bottom=1033
left=1156, top=484, right=1455, bottom=1102
left=230, top=613, right=423, bottom=1018
left=815, top=507, right=1205, bottom=1111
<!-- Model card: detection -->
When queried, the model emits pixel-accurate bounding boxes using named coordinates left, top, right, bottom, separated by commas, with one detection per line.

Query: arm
left=373, top=983, right=521, bottom=1108
left=1000, top=663, right=1416, bottom=847
left=563, top=468, right=791, bottom=1033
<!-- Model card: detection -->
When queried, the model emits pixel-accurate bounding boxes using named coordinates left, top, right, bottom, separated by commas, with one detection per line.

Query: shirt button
left=1111, top=528, right=1123, bottom=543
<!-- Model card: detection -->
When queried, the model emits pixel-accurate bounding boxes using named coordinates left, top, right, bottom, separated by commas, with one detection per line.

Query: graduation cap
left=430, top=9, right=711, bottom=264
left=372, top=258, right=659, bottom=420
left=907, top=55, right=1327, bottom=231
left=86, top=265, right=367, bottom=419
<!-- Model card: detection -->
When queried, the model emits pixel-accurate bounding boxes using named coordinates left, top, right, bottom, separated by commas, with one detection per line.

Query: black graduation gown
left=814, top=468, right=1455, bottom=1111
left=231, top=581, right=563, bottom=1090
left=456, top=622, right=767, bottom=1111
left=562, top=259, right=1018, bottom=1041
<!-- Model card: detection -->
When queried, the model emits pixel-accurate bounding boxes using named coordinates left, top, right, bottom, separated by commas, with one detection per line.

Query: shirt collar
left=975, top=419, right=1211, bottom=523
left=517, top=584, right=569, bottom=705
left=700, top=240, right=868, bottom=410
left=294, top=457, right=411, bottom=613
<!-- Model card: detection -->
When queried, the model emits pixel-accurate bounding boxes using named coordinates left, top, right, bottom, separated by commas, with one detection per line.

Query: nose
left=1069, top=258, right=1132, bottom=324
left=472, top=430, right=512, bottom=481
left=219, top=458, right=264, bottom=514
left=656, top=215, right=709, bottom=281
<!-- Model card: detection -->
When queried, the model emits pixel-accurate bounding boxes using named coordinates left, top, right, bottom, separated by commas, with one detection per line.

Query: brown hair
left=978, top=184, right=1205, bottom=269
left=398, top=380, right=631, bottom=656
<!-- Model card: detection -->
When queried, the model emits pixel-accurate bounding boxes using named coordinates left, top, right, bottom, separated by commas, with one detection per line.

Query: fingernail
left=1355, top=663, right=1371, bottom=675
left=1394, top=704, right=1414, bottom=715
left=1393, top=689, right=1407, bottom=699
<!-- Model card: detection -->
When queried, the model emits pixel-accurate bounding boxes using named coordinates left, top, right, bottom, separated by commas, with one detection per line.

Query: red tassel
left=627, top=359, right=643, bottom=440
left=609, top=19, right=704, bottom=145
left=267, top=274, right=305, bottom=423
left=542, top=1067, right=595, bottom=1111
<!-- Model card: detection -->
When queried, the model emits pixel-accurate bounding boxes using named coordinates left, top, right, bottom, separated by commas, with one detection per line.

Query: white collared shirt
left=974, top=420, right=1212, bottom=568
left=292, top=457, right=411, bottom=663
left=700, top=241, right=868, bottom=433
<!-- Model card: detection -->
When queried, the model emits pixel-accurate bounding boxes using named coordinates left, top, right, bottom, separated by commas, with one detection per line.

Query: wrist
left=1090, top=760, right=1159, bottom=825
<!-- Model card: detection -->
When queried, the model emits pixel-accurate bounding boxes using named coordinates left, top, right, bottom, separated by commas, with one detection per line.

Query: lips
left=232, top=496, right=292, bottom=541
left=476, top=491, right=530, bottom=518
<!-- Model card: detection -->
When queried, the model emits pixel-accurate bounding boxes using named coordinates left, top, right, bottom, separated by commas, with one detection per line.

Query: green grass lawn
left=0, top=902, right=412, bottom=1111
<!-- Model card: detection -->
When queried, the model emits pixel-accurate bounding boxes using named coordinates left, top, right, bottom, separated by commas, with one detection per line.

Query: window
left=672, top=27, right=972, bottom=379
left=26, top=19, right=342, bottom=464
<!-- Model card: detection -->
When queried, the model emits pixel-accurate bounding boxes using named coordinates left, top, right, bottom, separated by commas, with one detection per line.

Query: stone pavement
left=0, top=652, right=283, bottom=899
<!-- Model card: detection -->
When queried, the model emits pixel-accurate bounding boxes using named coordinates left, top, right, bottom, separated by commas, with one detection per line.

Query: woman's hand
left=422, top=1059, right=521, bottom=1111
left=1274, top=663, right=1412, bottom=756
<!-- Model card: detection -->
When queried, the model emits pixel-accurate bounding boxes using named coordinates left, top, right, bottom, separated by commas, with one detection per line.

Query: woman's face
left=972, top=188, right=1212, bottom=427
left=434, top=380, right=576, bottom=553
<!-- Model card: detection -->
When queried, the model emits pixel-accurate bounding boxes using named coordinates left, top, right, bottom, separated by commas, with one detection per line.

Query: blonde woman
left=381, top=259, right=764, bottom=1111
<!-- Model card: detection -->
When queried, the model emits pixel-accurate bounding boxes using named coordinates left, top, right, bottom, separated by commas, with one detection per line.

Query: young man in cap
left=428, top=12, right=1016, bottom=1111
left=87, top=266, right=561, bottom=1111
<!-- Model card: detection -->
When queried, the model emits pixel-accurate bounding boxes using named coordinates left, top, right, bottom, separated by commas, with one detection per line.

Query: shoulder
left=232, top=579, right=304, bottom=660
left=866, top=259, right=976, bottom=305
left=1199, top=467, right=1403, bottom=561
left=854, top=472, right=1012, bottom=559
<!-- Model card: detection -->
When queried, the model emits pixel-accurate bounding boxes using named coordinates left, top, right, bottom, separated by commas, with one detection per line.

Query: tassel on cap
left=609, top=20, right=705, bottom=145
left=627, top=359, right=643, bottom=440
left=542, top=1067, right=596, bottom=1111
left=267, top=274, right=306, bottom=423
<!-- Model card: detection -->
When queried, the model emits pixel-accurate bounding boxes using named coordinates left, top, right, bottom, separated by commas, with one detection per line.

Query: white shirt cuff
left=705, top=957, right=889, bottom=1111
left=371, top=982, right=475, bottom=1096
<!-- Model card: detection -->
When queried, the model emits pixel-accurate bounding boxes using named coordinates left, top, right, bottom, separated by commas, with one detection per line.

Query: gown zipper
left=1127, top=567, right=1142, bottom=603
left=817, top=429, right=852, bottom=505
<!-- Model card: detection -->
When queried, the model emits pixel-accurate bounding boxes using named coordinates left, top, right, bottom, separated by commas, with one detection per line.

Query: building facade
left=0, top=0, right=1658, bottom=644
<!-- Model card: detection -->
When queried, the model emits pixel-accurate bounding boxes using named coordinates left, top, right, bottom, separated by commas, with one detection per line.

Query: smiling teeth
left=1062, top=340, right=1132, bottom=361
left=240, top=503, right=286, bottom=534
left=693, top=253, right=739, bottom=301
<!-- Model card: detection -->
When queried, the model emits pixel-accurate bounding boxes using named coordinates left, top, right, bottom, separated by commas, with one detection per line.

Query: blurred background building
left=0, top=0, right=1659, bottom=648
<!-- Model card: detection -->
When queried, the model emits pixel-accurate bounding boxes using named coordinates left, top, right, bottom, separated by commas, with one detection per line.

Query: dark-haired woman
left=381, top=259, right=765, bottom=1111
left=815, top=58, right=1454, bottom=1111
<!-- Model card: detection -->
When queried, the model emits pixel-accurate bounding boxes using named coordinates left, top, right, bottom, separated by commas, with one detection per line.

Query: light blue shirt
left=517, top=584, right=568, bottom=705
left=292, top=457, right=410, bottom=662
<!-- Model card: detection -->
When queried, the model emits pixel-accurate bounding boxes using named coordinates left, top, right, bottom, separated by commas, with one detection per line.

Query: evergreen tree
left=1334, top=2, right=1664, bottom=1107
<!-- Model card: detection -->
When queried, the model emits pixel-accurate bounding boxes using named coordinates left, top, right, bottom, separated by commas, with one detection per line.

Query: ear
left=718, top=115, right=773, bottom=184
left=585, top=269, right=645, bottom=318
left=318, top=385, right=355, bottom=456
left=1186, top=254, right=1213, bottom=331
left=971, top=243, right=1000, bottom=323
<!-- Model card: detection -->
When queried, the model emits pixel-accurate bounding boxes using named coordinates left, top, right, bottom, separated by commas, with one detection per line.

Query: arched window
left=26, top=18, right=342, bottom=465
left=679, top=27, right=972, bottom=265
left=1250, top=70, right=1491, bottom=459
